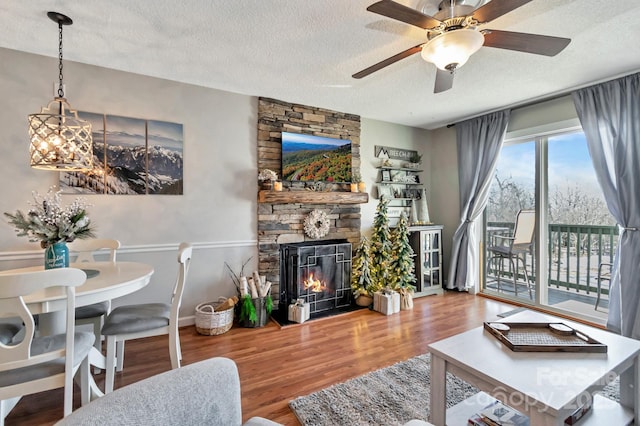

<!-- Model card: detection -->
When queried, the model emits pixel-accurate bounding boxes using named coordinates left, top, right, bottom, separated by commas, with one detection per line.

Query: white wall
left=1, top=47, right=438, bottom=320
left=0, top=47, right=259, bottom=320
left=426, top=126, right=458, bottom=282
left=507, top=95, right=578, bottom=134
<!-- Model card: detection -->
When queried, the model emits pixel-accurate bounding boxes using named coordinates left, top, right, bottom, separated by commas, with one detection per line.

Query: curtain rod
left=445, top=69, right=639, bottom=128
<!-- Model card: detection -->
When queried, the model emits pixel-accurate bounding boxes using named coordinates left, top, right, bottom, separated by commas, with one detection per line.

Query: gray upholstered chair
left=0, top=268, right=94, bottom=424
left=70, top=238, right=121, bottom=354
left=101, top=242, right=192, bottom=393
left=55, top=357, right=280, bottom=426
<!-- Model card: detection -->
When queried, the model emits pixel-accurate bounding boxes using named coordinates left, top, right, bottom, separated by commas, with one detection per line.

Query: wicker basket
left=195, top=298, right=234, bottom=335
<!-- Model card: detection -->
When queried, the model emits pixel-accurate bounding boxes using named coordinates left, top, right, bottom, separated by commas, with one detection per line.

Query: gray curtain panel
left=572, top=72, right=640, bottom=338
left=447, top=110, right=510, bottom=291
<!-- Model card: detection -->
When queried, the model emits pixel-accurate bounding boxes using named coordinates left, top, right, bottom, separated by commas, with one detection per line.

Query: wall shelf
left=378, top=182, right=423, bottom=186
left=379, top=166, right=423, bottom=172
left=376, top=164, right=423, bottom=205
left=258, top=190, right=369, bottom=204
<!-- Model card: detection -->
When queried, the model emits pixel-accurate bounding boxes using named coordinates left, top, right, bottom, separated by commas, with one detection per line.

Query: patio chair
left=487, top=210, right=535, bottom=299
left=0, top=318, right=23, bottom=346
left=101, top=243, right=192, bottom=393
left=595, top=262, right=612, bottom=310
left=0, top=268, right=93, bottom=423
left=70, top=239, right=121, bottom=354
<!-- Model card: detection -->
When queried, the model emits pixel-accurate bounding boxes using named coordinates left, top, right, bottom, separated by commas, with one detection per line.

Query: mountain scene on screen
left=282, top=142, right=352, bottom=182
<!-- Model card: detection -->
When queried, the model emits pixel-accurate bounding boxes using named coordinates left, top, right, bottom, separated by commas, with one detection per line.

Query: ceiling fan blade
left=367, top=0, right=442, bottom=29
left=434, top=69, right=454, bottom=93
left=483, top=30, right=571, bottom=56
left=352, top=44, right=423, bottom=79
left=472, top=0, right=534, bottom=24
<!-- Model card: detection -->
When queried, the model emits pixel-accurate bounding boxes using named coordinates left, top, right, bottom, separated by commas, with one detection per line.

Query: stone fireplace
left=279, top=240, right=352, bottom=316
left=257, top=97, right=365, bottom=312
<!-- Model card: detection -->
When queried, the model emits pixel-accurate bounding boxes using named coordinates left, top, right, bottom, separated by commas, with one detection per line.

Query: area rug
left=289, top=353, right=620, bottom=426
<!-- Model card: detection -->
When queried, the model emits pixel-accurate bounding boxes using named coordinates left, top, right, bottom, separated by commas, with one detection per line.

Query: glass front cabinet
left=409, top=225, right=444, bottom=297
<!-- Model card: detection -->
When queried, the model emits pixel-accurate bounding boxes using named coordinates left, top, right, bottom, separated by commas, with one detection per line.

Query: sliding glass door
left=483, top=130, right=616, bottom=320
left=484, top=140, right=536, bottom=300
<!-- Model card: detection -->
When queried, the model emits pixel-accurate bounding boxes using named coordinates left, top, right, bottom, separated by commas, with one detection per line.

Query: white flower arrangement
left=303, top=209, right=330, bottom=239
left=4, top=187, right=95, bottom=248
left=258, top=169, right=278, bottom=182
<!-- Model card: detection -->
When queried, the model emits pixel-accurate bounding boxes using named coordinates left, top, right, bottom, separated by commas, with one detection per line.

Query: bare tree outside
left=486, top=173, right=534, bottom=223
left=487, top=175, right=614, bottom=227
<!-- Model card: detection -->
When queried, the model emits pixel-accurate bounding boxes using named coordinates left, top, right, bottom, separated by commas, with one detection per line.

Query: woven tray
left=484, top=322, right=607, bottom=353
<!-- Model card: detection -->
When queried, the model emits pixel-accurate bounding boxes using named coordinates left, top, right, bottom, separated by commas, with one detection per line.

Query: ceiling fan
left=353, top=0, right=571, bottom=93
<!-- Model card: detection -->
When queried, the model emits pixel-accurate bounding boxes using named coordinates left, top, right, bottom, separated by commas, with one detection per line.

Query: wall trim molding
left=0, top=240, right=257, bottom=262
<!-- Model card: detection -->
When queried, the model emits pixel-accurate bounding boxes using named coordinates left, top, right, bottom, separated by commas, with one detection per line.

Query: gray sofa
left=56, top=357, right=280, bottom=426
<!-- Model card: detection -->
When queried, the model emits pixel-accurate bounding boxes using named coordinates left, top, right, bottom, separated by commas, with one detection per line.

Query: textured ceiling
left=1, top=0, right=639, bottom=129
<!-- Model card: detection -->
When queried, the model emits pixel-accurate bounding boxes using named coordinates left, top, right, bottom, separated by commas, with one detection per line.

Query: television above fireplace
left=281, top=132, right=352, bottom=183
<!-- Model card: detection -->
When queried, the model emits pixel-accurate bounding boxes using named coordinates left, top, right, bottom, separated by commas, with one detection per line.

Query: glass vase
left=44, top=242, right=69, bottom=269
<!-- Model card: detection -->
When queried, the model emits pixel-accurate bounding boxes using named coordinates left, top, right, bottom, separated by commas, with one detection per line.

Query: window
left=483, top=129, right=616, bottom=322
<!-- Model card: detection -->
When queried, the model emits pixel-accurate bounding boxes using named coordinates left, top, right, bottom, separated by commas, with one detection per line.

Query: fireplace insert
left=279, top=239, right=352, bottom=317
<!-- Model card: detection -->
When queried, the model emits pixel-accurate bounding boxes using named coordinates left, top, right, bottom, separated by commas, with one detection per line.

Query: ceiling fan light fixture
left=421, top=29, right=484, bottom=71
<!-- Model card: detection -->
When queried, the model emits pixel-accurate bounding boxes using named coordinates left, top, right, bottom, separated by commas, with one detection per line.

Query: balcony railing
left=486, top=222, right=618, bottom=296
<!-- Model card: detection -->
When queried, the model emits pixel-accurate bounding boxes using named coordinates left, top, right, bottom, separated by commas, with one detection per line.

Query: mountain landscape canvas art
left=60, top=113, right=183, bottom=195
left=147, top=120, right=183, bottom=195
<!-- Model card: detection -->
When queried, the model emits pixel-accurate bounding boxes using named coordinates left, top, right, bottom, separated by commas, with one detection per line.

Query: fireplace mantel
left=258, top=190, right=368, bottom=205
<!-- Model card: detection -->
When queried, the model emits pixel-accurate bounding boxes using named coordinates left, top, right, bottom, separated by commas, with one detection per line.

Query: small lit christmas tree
left=370, top=196, right=392, bottom=292
left=351, top=237, right=374, bottom=298
left=390, top=212, right=416, bottom=292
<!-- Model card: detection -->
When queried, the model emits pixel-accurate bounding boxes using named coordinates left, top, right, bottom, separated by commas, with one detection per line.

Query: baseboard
left=179, top=315, right=195, bottom=328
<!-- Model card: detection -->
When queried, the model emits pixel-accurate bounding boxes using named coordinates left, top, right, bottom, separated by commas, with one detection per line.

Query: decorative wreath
left=304, top=209, right=330, bottom=239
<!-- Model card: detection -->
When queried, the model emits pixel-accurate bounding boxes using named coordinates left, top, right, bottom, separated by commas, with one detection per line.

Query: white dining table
left=1, top=261, right=154, bottom=401
left=18, top=261, right=154, bottom=335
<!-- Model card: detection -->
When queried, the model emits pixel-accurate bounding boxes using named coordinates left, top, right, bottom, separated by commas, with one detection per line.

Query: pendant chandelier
left=28, top=12, right=93, bottom=171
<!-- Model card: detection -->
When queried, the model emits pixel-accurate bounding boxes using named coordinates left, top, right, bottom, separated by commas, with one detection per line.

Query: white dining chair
left=0, top=268, right=94, bottom=424
left=101, top=243, right=192, bottom=394
left=69, top=239, right=121, bottom=353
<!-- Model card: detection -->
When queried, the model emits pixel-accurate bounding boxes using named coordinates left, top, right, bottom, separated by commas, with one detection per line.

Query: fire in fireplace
left=303, top=273, right=330, bottom=293
left=279, top=240, right=352, bottom=317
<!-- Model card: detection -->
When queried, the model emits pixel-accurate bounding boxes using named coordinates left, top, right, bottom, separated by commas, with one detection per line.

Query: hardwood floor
left=6, top=292, right=516, bottom=425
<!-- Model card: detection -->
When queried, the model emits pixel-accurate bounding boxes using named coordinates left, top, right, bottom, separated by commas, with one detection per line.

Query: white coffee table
left=427, top=310, right=640, bottom=426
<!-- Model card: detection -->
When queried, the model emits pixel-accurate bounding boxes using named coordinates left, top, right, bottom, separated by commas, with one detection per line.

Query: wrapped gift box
left=373, top=290, right=400, bottom=315
left=288, top=299, right=310, bottom=323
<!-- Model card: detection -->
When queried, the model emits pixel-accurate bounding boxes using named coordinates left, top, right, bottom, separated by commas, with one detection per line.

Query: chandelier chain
left=57, top=21, right=64, bottom=98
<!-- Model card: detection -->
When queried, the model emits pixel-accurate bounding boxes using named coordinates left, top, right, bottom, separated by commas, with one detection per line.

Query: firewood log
left=252, top=271, right=262, bottom=290
left=258, top=279, right=270, bottom=298
left=215, top=296, right=239, bottom=312
left=247, top=277, right=259, bottom=298
left=239, top=276, right=248, bottom=297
